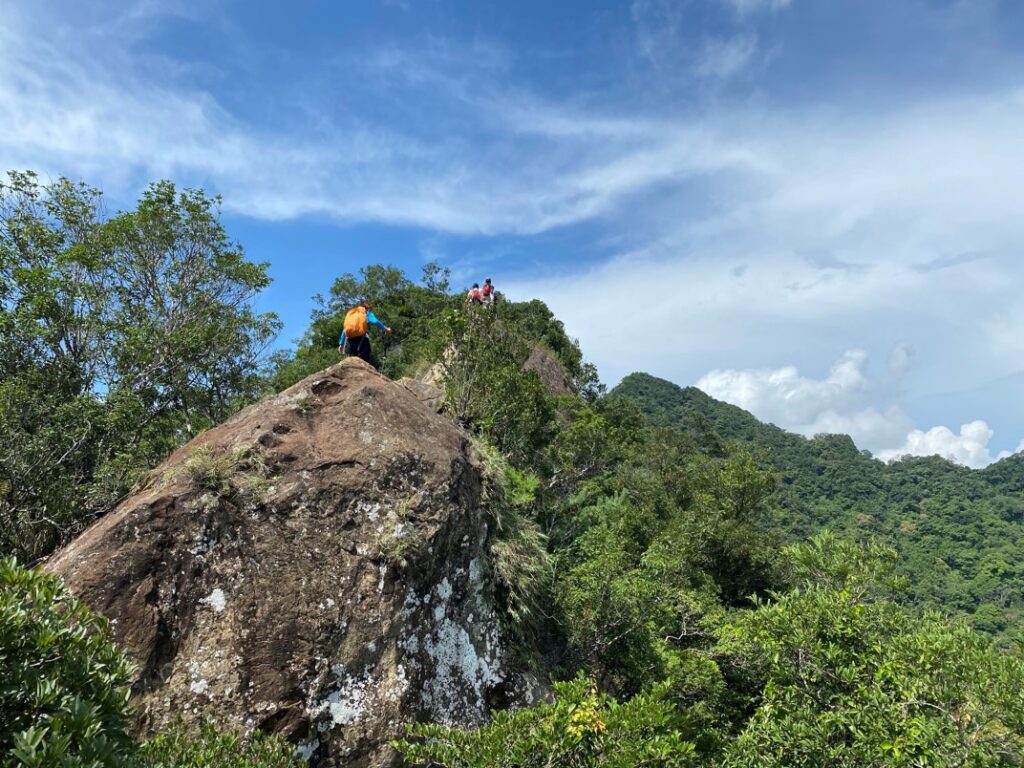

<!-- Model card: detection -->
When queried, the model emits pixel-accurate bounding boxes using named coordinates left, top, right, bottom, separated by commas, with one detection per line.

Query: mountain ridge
left=614, top=371, right=1021, bottom=472
left=612, top=371, right=1024, bottom=642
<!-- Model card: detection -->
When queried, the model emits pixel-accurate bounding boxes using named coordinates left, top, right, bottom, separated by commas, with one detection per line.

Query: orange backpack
left=344, top=306, right=369, bottom=337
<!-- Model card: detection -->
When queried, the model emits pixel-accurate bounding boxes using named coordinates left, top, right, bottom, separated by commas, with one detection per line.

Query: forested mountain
left=5, top=173, right=1024, bottom=767
left=613, top=372, right=1024, bottom=642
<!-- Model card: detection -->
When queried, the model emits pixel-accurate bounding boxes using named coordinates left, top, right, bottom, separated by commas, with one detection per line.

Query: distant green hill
left=612, top=372, right=1024, bottom=642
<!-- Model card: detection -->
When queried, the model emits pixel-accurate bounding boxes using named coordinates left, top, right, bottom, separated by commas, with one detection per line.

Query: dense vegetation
left=2, top=173, right=1022, bottom=766
left=0, top=172, right=279, bottom=563
left=612, top=373, right=1024, bottom=643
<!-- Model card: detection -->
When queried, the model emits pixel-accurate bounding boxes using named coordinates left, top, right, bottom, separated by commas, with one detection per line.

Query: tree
left=0, top=172, right=279, bottom=561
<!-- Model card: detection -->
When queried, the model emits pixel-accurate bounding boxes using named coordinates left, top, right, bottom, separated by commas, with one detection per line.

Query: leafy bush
left=433, top=308, right=557, bottom=468
left=719, top=536, right=1024, bottom=767
left=140, top=720, right=301, bottom=768
left=394, top=674, right=695, bottom=768
left=0, top=557, right=137, bottom=768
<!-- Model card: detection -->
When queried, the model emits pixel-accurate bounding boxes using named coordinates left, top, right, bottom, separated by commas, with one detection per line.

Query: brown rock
left=397, top=377, right=444, bottom=414
left=47, top=358, right=544, bottom=766
left=523, top=345, right=573, bottom=397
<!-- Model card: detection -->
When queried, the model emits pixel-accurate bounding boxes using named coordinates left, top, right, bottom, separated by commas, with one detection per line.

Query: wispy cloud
left=6, top=1, right=1024, bottom=250
left=912, top=250, right=991, bottom=273
left=2, top=0, right=1021, bottom=460
left=694, top=35, right=759, bottom=80
left=631, top=0, right=685, bottom=70
left=722, top=0, right=793, bottom=17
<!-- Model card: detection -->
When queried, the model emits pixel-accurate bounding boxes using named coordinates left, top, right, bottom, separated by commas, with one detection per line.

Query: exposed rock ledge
left=48, top=358, right=544, bottom=767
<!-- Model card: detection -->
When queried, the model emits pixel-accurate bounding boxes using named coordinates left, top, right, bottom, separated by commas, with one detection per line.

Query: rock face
left=397, top=377, right=444, bottom=414
left=523, top=345, right=573, bottom=397
left=47, top=358, right=541, bottom=766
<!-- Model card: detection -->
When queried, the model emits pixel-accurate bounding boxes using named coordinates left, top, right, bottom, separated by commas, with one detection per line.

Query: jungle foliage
left=612, top=373, right=1024, bottom=645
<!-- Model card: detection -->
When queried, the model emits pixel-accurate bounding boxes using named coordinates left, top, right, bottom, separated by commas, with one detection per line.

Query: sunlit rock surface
left=48, top=357, right=543, bottom=766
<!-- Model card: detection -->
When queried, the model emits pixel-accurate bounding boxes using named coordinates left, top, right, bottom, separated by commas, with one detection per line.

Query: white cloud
left=878, top=421, right=1002, bottom=469
left=4, top=0, right=1024, bottom=253
left=2, top=0, right=1021, bottom=457
left=723, top=0, right=793, bottom=16
left=696, top=350, right=913, bottom=455
left=692, top=351, right=1017, bottom=468
left=695, top=36, right=759, bottom=80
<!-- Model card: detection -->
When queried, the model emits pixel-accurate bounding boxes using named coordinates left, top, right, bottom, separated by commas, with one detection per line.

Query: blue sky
left=2, top=0, right=1023, bottom=466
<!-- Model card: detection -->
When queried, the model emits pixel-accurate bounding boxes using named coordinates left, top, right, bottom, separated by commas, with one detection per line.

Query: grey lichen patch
left=324, top=666, right=373, bottom=726
left=199, top=588, right=227, bottom=612
left=398, top=565, right=509, bottom=727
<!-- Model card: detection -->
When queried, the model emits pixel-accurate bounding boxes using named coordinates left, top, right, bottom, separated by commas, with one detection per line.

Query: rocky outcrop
left=523, top=345, right=573, bottom=397
left=47, top=358, right=543, bottom=767
left=398, top=377, right=444, bottom=413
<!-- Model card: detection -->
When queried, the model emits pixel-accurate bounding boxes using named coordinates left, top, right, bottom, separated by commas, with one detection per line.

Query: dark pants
left=344, top=334, right=372, bottom=363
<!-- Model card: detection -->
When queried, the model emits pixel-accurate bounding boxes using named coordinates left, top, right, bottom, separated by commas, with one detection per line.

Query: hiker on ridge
left=467, top=283, right=483, bottom=306
left=338, top=302, right=391, bottom=364
left=482, top=277, right=495, bottom=306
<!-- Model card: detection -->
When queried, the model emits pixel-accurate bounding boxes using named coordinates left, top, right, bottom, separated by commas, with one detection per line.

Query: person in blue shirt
left=338, top=302, right=392, bottom=364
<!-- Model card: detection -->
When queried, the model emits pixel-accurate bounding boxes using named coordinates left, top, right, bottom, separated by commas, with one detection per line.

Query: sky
left=1, top=0, right=1022, bottom=467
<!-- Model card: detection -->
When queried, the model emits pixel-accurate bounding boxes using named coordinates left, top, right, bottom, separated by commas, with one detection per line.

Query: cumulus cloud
left=886, top=343, right=914, bottom=376
left=694, top=350, right=1017, bottom=468
left=877, top=422, right=1002, bottom=469
left=696, top=350, right=913, bottom=454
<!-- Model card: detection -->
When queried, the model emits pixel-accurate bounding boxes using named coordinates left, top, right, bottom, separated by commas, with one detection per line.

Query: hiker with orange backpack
left=338, top=302, right=392, bottom=364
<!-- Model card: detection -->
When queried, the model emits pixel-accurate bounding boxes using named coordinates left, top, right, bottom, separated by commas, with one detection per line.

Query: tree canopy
left=0, top=171, right=279, bottom=561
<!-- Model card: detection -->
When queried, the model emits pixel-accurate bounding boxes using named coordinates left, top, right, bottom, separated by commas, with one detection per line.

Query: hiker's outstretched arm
left=366, top=310, right=388, bottom=330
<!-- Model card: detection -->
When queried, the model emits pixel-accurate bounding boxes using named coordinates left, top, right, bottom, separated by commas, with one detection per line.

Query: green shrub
left=719, top=536, right=1024, bottom=767
left=140, top=720, right=301, bottom=768
left=0, top=557, right=137, bottom=768
left=436, top=309, right=556, bottom=469
left=475, top=440, right=551, bottom=631
left=394, top=673, right=695, bottom=767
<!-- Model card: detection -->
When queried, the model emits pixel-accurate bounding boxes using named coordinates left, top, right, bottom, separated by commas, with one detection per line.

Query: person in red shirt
left=467, top=283, right=483, bottom=305
left=481, top=277, right=495, bottom=306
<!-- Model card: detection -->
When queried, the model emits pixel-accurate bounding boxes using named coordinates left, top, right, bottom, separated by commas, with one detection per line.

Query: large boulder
left=47, top=358, right=543, bottom=766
